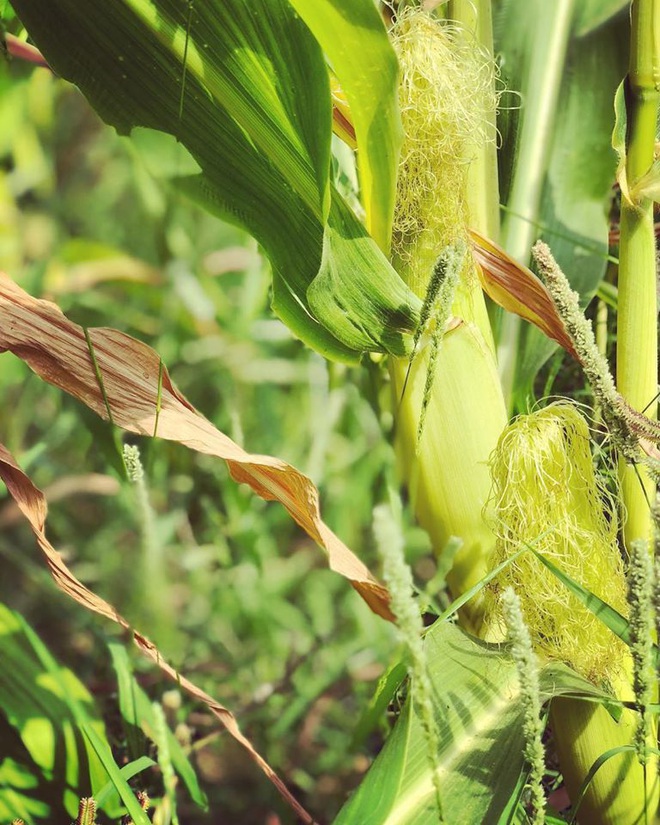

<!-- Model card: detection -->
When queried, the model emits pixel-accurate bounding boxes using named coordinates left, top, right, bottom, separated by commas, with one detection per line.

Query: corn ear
left=485, top=403, right=658, bottom=824
left=391, top=318, right=507, bottom=630
left=552, top=697, right=658, bottom=825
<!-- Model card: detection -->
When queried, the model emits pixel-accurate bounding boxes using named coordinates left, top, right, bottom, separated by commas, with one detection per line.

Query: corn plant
left=2, top=0, right=660, bottom=823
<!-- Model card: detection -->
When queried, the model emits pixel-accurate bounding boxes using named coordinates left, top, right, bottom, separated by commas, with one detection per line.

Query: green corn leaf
left=80, top=724, right=151, bottom=825
left=573, top=0, right=628, bottom=37
left=108, top=642, right=207, bottom=810
left=288, top=0, right=402, bottom=254
left=333, top=620, right=613, bottom=825
left=495, top=3, right=627, bottom=406
left=12, top=0, right=420, bottom=362
left=94, top=756, right=157, bottom=807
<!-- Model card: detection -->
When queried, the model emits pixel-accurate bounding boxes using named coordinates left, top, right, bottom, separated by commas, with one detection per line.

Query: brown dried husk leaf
left=470, top=231, right=660, bottom=459
left=470, top=229, right=579, bottom=359
left=0, top=272, right=391, bottom=621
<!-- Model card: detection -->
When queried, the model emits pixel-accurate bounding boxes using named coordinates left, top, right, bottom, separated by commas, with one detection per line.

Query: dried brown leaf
left=0, top=472, right=119, bottom=527
left=470, top=229, right=579, bottom=361
left=0, top=443, right=316, bottom=824
left=0, top=272, right=392, bottom=620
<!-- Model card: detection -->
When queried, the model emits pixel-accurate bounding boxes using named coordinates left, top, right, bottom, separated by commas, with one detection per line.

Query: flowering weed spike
left=410, top=242, right=464, bottom=447
left=74, top=797, right=97, bottom=825
left=531, top=241, right=649, bottom=459
left=122, top=443, right=156, bottom=562
left=153, top=700, right=180, bottom=825
left=373, top=502, right=444, bottom=822
left=123, top=443, right=144, bottom=484
left=501, top=588, right=545, bottom=825
left=627, top=539, right=654, bottom=765
left=122, top=790, right=151, bottom=824
left=136, top=790, right=150, bottom=811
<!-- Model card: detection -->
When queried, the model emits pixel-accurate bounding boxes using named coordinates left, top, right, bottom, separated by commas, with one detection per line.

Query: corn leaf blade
left=289, top=0, right=402, bottom=254
left=495, top=4, right=627, bottom=403
left=12, top=0, right=419, bottom=360
left=334, top=621, right=614, bottom=825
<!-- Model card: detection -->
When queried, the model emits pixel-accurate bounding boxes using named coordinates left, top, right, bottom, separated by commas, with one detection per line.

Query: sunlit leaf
left=12, top=0, right=420, bottom=361
left=0, top=604, right=108, bottom=821
left=334, top=621, right=613, bottom=825
left=289, top=0, right=402, bottom=254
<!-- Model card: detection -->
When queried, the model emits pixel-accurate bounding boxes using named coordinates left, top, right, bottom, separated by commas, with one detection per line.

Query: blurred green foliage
left=0, top=38, right=433, bottom=825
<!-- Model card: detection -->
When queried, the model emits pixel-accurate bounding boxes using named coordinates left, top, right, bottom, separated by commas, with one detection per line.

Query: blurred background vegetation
left=0, top=20, right=440, bottom=825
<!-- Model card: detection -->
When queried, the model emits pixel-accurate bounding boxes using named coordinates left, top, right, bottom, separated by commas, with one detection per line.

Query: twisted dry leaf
left=470, top=229, right=579, bottom=361
left=0, top=443, right=317, bottom=824
left=471, top=232, right=660, bottom=456
left=0, top=272, right=392, bottom=620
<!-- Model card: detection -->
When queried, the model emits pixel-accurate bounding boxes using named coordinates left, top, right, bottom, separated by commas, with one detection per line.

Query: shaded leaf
left=108, top=642, right=207, bottom=810
left=494, top=3, right=626, bottom=401
left=94, top=756, right=157, bottom=808
left=80, top=724, right=151, bottom=825
left=13, top=0, right=420, bottom=361
left=573, top=0, right=628, bottom=37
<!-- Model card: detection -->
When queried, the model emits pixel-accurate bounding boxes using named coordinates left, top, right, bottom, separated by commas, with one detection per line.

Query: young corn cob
left=386, top=5, right=659, bottom=822
left=485, top=403, right=658, bottom=824
left=388, top=6, right=507, bottom=632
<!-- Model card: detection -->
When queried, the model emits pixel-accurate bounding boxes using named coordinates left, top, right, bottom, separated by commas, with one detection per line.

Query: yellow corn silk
left=389, top=6, right=497, bottom=299
left=484, top=402, right=629, bottom=686
left=387, top=9, right=508, bottom=634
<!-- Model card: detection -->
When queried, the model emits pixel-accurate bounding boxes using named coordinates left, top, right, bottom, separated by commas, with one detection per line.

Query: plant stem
left=554, top=6, right=660, bottom=823
left=617, top=0, right=660, bottom=549
left=497, top=0, right=575, bottom=408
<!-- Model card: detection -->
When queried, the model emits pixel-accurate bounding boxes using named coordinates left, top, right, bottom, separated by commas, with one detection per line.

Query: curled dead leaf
left=0, top=443, right=316, bottom=824
left=469, top=229, right=579, bottom=361
left=0, top=272, right=392, bottom=621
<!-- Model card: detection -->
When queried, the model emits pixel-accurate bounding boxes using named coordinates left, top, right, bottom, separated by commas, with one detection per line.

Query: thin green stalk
left=617, top=0, right=660, bottom=549
left=497, top=0, right=575, bottom=407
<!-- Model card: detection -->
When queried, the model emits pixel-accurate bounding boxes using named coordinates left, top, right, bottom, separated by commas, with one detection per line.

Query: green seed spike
left=400, top=243, right=465, bottom=404
left=399, top=249, right=448, bottom=404
left=408, top=242, right=464, bottom=447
